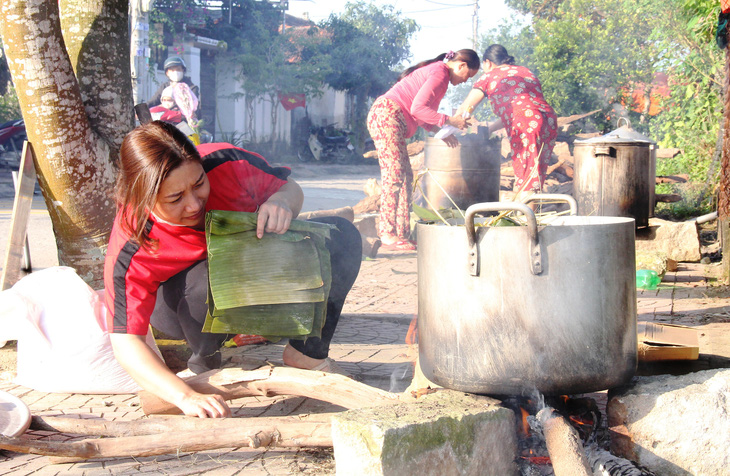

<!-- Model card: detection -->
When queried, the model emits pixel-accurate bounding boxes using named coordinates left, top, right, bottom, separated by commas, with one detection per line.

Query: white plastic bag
left=0, top=267, right=160, bottom=394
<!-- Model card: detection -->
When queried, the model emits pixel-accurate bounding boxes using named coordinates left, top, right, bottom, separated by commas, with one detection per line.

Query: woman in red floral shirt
left=457, top=44, right=557, bottom=193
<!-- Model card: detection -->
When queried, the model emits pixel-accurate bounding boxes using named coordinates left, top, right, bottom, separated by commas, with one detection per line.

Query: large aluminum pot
left=417, top=196, right=637, bottom=396
left=417, top=135, right=501, bottom=210
left=573, top=120, right=656, bottom=227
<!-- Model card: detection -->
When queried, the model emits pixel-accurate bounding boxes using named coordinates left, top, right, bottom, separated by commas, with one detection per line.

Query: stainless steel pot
left=573, top=120, right=656, bottom=227
left=417, top=196, right=637, bottom=395
left=417, top=135, right=501, bottom=211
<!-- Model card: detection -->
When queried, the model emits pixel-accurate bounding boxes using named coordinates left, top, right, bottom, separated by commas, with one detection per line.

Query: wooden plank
left=11, top=171, right=32, bottom=271
left=1, top=142, right=37, bottom=290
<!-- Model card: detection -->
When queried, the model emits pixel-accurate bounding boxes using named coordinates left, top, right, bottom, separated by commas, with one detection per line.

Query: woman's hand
left=446, top=115, right=471, bottom=130
left=442, top=135, right=460, bottom=148
left=109, top=333, right=232, bottom=418
left=257, top=198, right=293, bottom=238
left=256, top=179, right=304, bottom=238
left=175, top=391, right=231, bottom=418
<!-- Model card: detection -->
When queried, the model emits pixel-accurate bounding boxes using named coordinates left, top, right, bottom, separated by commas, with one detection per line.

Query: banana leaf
left=203, top=210, right=333, bottom=339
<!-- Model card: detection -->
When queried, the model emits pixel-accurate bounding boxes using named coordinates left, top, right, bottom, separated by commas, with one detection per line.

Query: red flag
left=279, top=93, right=305, bottom=111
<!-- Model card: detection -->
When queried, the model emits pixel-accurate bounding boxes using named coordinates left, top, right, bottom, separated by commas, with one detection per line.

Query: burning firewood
left=585, top=444, right=657, bottom=476
left=537, top=407, right=592, bottom=476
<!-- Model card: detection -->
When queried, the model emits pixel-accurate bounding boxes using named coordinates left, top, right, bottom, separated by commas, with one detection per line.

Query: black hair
left=482, top=44, right=516, bottom=66
left=398, top=49, right=480, bottom=82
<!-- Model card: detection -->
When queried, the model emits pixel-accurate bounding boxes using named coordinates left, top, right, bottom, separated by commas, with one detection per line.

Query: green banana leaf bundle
left=203, top=210, right=334, bottom=339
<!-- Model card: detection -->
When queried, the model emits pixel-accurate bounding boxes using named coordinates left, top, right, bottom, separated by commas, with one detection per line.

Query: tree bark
left=0, top=0, right=133, bottom=288
left=721, top=32, right=730, bottom=282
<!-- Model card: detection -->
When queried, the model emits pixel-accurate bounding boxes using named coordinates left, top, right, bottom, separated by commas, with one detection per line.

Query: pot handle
left=521, top=193, right=578, bottom=215
left=594, top=145, right=616, bottom=157
left=465, top=202, right=542, bottom=277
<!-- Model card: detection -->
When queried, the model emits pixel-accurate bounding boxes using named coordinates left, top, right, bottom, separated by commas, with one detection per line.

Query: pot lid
left=575, top=118, right=655, bottom=145
left=0, top=390, right=31, bottom=437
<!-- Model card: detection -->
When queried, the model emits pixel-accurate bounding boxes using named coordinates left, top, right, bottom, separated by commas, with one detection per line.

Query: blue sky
left=286, top=0, right=513, bottom=65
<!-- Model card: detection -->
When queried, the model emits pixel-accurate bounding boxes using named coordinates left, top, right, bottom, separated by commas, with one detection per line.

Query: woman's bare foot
left=282, top=342, right=325, bottom=370
left=380, top=234, right=397, bottom=246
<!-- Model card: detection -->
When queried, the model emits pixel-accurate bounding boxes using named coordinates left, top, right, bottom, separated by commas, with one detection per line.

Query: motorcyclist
left=147, top=56, right=201, bottom=121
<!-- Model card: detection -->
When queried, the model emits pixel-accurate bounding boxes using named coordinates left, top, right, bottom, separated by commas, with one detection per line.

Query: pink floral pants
left=367, top=98, right=412, bottom=240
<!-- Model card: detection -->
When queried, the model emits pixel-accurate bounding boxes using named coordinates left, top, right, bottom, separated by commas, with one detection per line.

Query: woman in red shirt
left=458, top=44, right=558, bottom=194
left=105, top=121, right=362, bottom=417
left=367, top=49, right=480, bottom=251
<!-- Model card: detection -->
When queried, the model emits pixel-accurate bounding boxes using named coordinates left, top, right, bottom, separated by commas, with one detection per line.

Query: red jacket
left=104, top=143, right=290, bottom=335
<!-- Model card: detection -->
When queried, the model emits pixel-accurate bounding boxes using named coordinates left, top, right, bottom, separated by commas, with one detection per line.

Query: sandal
left=380, top=240, right=416, bottom=251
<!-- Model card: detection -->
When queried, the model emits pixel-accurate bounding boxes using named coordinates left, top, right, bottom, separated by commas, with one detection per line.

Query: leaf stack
left=203, top=211, right=334, bottom=339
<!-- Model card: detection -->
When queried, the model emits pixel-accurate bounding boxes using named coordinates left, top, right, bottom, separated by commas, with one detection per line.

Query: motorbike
left=298, top=124, right=356, bottom=164
left=149, top=106, right=211, bottom=145
left=0, top=119, right=27, bottom=169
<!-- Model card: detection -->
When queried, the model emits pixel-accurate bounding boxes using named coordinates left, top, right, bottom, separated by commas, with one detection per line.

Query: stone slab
left=608, top=368, right=730, bottom=476
left=331, top=389, right=517, bottom=476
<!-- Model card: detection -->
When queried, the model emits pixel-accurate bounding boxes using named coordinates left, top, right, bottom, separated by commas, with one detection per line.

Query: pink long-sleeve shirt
left=382, top=61, right=450, bottom=138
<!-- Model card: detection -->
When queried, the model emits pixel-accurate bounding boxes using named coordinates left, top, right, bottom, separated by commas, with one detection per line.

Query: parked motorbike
left=298, top=124, right=356, bottom=164
left=0, top=119, right=27, bottom=169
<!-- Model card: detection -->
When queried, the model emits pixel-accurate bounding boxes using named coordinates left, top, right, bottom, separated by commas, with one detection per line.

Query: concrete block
left=332, top=389, right=517, bottom=476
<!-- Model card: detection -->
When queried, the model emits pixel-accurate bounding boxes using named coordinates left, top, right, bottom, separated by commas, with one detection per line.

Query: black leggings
left=150, top=216, right=362, bottom=374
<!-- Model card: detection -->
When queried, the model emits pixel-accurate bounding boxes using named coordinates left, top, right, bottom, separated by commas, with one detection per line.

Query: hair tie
left=445, top=50, right=455, bottom=61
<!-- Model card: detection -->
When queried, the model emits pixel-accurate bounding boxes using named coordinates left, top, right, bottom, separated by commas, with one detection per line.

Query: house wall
left=215, top=68, right=351, bottom=146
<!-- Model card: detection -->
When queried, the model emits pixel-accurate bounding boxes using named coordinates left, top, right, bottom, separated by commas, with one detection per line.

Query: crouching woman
left=104, top=121, right=361, bottom=417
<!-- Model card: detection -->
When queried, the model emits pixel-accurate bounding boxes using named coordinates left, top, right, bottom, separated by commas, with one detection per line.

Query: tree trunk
left=721, top=38, right=730, bottom=282
left=352, top=85, right=370, bottom=154
left=0, top=0, right=133, bottom=288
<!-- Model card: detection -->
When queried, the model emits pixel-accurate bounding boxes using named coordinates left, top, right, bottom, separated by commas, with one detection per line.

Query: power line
left=403, top=5, right=471, bottom=14
left=423, top=0, right=474, bottom=6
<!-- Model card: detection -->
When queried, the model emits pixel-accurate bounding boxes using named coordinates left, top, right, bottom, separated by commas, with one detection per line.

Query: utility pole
left=472, top=0, right=479, bottom=51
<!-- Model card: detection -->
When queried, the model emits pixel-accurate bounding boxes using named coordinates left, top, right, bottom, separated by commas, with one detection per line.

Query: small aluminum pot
left=417, top=196, right=637, bottom=396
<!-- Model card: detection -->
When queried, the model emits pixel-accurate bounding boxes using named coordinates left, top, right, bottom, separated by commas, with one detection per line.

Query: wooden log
left=30, top=413, right=330, bottom=437
left=353, top=194, right=380, bottom=214
left=139, top=366, right=401, bottom=415
left=656, top=174, right=688, bottom=184
left=585, top=444, right=655, bottom=475
left=0, top=419, right=333, bottom=463
left=655, top=148, right=682, bottom=159
left=655, top=193, right=682, bottom=203
left=537, top=407, right=592, bottom=476
left=546, top=158, right=565, bottom=176
left=298, top=206, right=354, bottom=222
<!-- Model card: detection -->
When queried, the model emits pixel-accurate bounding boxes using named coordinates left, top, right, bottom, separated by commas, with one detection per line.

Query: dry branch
left=1, top=419, right=333, bottom=463
left=139, top=366, right=400, bottom=415
left=656, top=174, right=688, bottom=184
left=30, top=414, right=329, bottom=437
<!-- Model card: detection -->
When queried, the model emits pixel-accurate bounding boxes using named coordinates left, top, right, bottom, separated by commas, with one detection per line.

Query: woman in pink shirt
left=367, top=49, right=480, bottom=251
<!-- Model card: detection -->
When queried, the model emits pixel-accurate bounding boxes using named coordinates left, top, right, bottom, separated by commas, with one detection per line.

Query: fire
left=520, top=407, right=530, bottom=436
left=405, top=315, right=418, bottom=345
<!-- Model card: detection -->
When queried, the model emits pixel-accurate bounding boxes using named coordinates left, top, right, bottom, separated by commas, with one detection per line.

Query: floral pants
left=367, top=98, right=412, bottom=240
left=509, top=111, right=558, bottom=192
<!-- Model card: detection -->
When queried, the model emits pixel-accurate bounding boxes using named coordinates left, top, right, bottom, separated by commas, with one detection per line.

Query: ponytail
left=482, top=44, right=516, bottom=66
left=397, top=48, right=480, bottom=82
